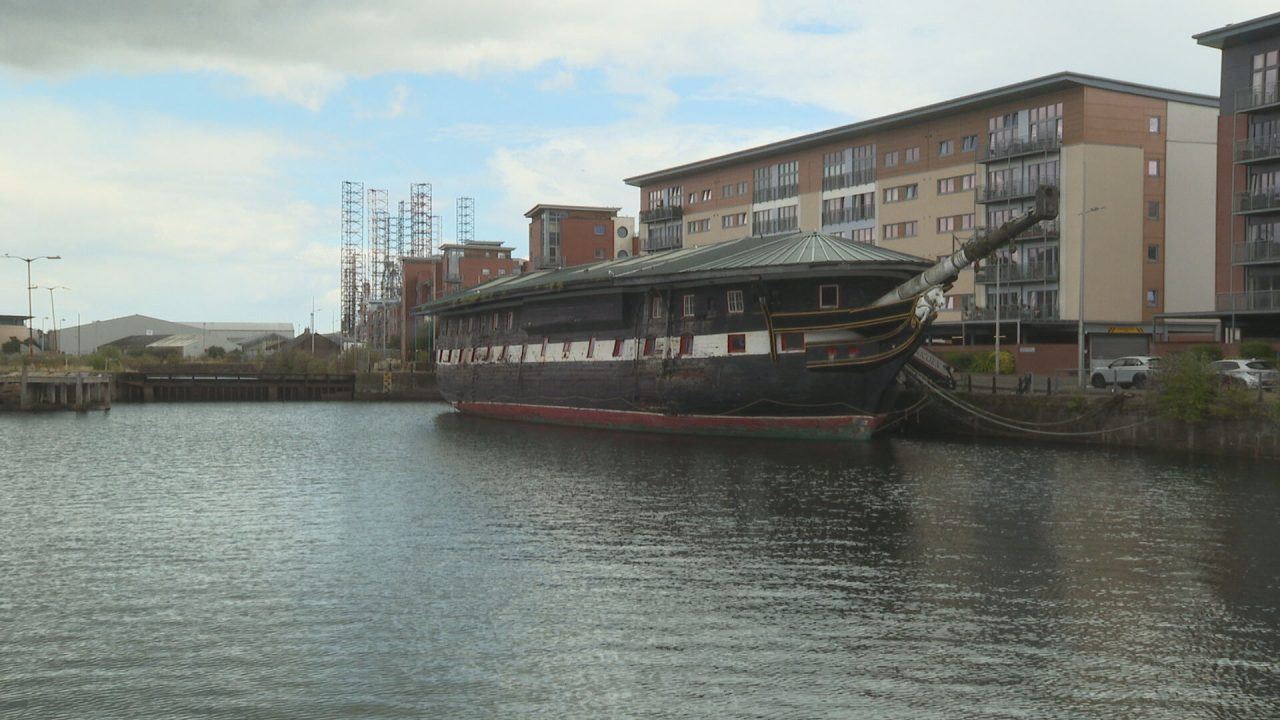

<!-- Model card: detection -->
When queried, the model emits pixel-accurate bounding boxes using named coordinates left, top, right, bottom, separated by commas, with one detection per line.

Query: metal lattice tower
left=367, top=189, right=389, bottom=301
left=340, top=181, right=364, bottom=336
left=383, top=201, right=406, bottom=302
left=410, top=183, right=433, bottom=256
left=456, top=196, right=475, bottom=244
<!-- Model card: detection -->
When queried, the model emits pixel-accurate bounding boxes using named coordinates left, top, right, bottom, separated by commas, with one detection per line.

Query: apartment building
left=1195, top=12, right=1280, bottom=339
left=525, top=204, right=637, bottom=269
left=399, top=241, right=522, bottom=359
left=624, top=72, right=1217, bottom=355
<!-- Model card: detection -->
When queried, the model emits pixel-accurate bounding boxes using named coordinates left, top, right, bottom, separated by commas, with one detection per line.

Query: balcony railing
left=977, top=177, right=1058, bottom=203
left=984, top=134, right=1061, bottom=161
left=1234, top=189, right=1280, bottom=214
left=752, top=184, right=799, bottom=204
left=963, top=305, right=1060, bottom=322
left=1236, top=82, right=1280, bottom=113
left=1235, top=134, right=1280, bottom=164
left=753, top=217, right=799, bottom=236
left=1019, top=220, right=1060, bottom=241
left=974, top=261, right=1059, bottom=284
left=821, top=206, right=875, bottom=226
left=1217, top=289, right=1280, bottom=312
left=639, top=205, right=683, bottom=224
left=1233, top=241, right=1280, bottom=264
left=821, top=168, right=876, bottom=192
left=644, top=235, right=683, bottom=253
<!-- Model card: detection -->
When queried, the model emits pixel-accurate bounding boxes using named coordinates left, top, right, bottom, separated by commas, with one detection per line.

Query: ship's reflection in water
left=2, top=403, right=1277, bottom=718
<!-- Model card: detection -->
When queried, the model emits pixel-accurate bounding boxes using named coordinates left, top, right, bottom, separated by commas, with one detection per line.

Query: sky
left=0, top=0, right=1274, bottom=333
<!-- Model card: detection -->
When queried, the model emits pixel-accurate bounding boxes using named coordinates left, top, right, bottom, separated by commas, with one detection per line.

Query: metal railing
left=963, top=305, right=1060, bottom=321
left=820, top=205, right=875, bottom=226
left=1234, top=189, right=1280, bottom=214
left=644, top=235, right=683, bottom=253
left=984, top=134, right=1061, bottom=161
left=640, top=205, right=683, bottom=223
left=821, top=168, right=876, bottom=192
left=1233, top=241, right=1280, bottom=264
left=977, top=177, right=1058, bottom=203
left=1236, top=83, right=1280, bottom=113
left=1235, top=134, right=1280, bottom=163
left=1217, top=289, right=1280, bottom=312
left=753, top=217, right=799, bottom=236
left=751, top=184, right=799, bottom=204
left=974, top=261, right=1059, bottom=284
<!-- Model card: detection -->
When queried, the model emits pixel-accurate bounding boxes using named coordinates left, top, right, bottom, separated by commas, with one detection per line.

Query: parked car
left=1090, top=356, right=1161, bottom=389
left=1210, top=358, right=1279, bottom=390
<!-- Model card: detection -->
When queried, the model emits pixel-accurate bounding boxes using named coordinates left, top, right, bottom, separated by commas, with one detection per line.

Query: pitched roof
left=623, top=71, right=1217, bottom=187
left=415, top=230, right=930, bottom=313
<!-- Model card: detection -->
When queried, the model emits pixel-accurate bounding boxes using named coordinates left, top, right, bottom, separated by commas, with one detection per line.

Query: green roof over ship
left=415, top=230, right=931, bottom=314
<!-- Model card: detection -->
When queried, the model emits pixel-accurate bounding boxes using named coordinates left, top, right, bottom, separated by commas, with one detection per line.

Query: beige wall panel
left=682, top=204, right=752, bottom=247
left=1163, top=103, right=1218, bottom=314
left=1060, top=144, right=1144, bottom=323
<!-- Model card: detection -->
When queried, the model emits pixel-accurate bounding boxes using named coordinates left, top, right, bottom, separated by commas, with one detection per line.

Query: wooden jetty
left=114, top=371, right=355, bottom=402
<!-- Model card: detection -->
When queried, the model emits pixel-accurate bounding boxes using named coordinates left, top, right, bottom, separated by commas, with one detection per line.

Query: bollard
left=1046, top=376, right=1052, bottom=396
left=992, top=376, right=997, bottom=395
left=966, top=375, right=972, bottom=393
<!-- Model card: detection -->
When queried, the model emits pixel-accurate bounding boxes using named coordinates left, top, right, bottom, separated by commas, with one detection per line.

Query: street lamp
left=1077, top=205, right=1105, bottom=388
left=42, top=286, right=69, bottom=354
left=2, top=254, right=61, bottom=356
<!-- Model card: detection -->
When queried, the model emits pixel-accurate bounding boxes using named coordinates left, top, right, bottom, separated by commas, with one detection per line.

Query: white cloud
left=0, top=98, right=331, bottom=323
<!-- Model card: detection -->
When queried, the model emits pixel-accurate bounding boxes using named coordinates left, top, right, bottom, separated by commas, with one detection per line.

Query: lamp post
left=1077, top=205, right=1106, bottom=388
left=42, top=286, right=69, bottom=354
left=2, top=254, right=61, bottom=356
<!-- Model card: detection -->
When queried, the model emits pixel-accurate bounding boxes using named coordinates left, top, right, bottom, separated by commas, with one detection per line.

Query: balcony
left=1018, top=220, right=1060, bottom=241
left=977, top=177, right=1058, bottom=204
left=753, top=217, right=799, bottom=236
left=983, top=134, right=1061, bottom=162
left=1233, top=241, right=1280, bottom=265
left=821, top=169, right=875, bottom=192
left=640, top=205, right=683, bottom=224
left=752, top=184, right=799, bottom=204
left=963, top=305, right=1060, bottom=322
left=1234, top=189, right=1280, bottom=215
left=1235, top=82, right=1280, bottom=113
left=1217, top=290, right=1280, bottom=313
left=1235, top=134, right=1280, bottom=164
left=820, top=206, right=875, bottom=226
left=644, top=235, right=683, bottom=253
left=974, top=261, right=1059, bottom=284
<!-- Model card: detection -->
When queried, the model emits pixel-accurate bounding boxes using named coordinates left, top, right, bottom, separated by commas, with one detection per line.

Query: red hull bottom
left=453, top=402, right=882, bottom=441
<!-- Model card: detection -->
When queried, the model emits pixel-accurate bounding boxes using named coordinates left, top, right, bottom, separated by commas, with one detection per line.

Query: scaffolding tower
left=340, top=181, right=364, bottom=336
left=456, top=196, right=475, bottom=244
left=367, top=189, right=389, bottom=302
left=410, top=183, right=433, bottom=256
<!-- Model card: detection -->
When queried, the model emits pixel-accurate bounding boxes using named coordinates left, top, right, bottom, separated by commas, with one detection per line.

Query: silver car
left=1210, top=358, right=1279, bottom=390
left=1090, top=356, right=1161, bottom=389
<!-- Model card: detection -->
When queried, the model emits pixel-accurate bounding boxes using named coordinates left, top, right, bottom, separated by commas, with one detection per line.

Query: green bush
left=940, top=351, right=975, bottom=372
left=969, top=350, right=1015, bottom=375
left=1239, top=340, right=1276, bottom=360
left=1157, top=351, right=1217, bottom=421
left=1188, top=344, right=1223, bottom=362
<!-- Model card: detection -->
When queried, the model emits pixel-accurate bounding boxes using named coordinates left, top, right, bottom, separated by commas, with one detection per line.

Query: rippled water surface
left=2, top=403, right=1279, bottom=718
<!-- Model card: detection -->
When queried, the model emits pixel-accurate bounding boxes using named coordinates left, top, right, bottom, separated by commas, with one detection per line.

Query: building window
left=727, top=334, right=746, bottom=354
left=643, top=337, right=656, bottom=356
left=482, top=268, right=491, bottom=276
left=687, top=218, right=710, bottom=234
left=738, top=181, right=748, bottom=195
left=885, top=150, right=899, bottom=167
left=780, top=332, right=804, bottom=352
left=1147, top=159, right=1160, bottom=177
left=937, top=216, right=956, bottom=233
left=904, top=147, right=920, bottom=163
left=498, top=269, right=506, bottom=276
left=884, top=184, right=916, bottom=203
left=1146, top=289, right=1158, bottom=307
left=961, top=134, right=978, bottom=152
left=1149, top=116, right=1161, bottom=133
left=612, top=338, right=624, bottom=357
left=1147, top=201, right=1160, bottom=220
left=938, top=139, right=953, bottom=156
left=961, top=213, right=975, bottom=230
left=727, top=289, right=745, bottom=314
left=962, top=173, right=975, bottom=191
left=595, top=248, right=604, bottom=259
left=594, top=224, right=605, bottom=235
left=679, top=334, right=693, bottom=356
left=701, top=189, right=711, bottom=201
left=819, top=284, right=839, bottom=309
left=723, top=184, right=733, bottom=198
left=851, top=227, right=874, bottom=244
left=682, top=294, right=696, bottom=318
left=651, top=296, right=663, bottom=319
left=1147, top=244, right=1160, bottom=263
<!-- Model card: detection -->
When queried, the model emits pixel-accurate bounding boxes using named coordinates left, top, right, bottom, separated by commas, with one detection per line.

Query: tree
left=1, top=337, right=20, bottom=355
left=205, top=345, right=227, bottom=359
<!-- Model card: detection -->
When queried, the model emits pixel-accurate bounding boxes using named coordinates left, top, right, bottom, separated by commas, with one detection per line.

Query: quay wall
left=900, top=391, right=1280, bottom=460
left=354, top=372, right=442, bottom=401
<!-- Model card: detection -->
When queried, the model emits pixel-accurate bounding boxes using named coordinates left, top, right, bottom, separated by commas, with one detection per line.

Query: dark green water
left=1, top=403, right=1278, bottom=718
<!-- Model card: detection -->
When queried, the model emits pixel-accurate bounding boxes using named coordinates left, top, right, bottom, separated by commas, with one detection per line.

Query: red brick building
left=525, top=204, right=637, bottom=269
left=399, top=241, right=522, bottom=359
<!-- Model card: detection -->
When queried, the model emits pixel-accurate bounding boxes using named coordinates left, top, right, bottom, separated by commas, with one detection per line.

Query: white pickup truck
left=1089, top=356, right=1161, bottom=389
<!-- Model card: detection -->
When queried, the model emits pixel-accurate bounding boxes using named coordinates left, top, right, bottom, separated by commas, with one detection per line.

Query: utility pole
left=2, top=254, right=61, bottom=356
left=43, top=286, right=69, bottom=354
